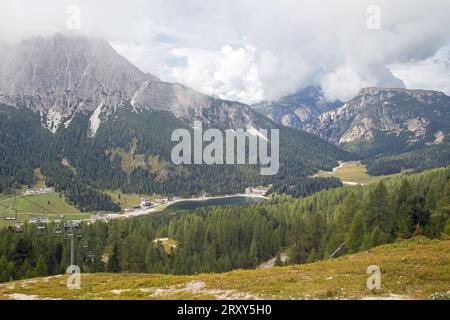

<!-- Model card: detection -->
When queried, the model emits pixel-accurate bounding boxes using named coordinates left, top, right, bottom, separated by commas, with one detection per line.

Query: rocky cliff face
left=0, top=34, right=261, bottom=133
left=303, top=87, right=450, bottom=156
left=251, top=86, right=342, bottom=128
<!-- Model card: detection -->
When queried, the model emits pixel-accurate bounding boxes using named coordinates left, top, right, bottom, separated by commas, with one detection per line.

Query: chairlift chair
left=14, top=223, right=24, bottom=233
left=37, top=224, right=46, bottom=235
left=85, top=252, right=95, bottom=263
left=54, top=223, right=62, bottom=237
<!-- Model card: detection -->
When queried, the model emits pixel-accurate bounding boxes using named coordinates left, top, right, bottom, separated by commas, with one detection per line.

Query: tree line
left=1, top=166, right=449, bottom=283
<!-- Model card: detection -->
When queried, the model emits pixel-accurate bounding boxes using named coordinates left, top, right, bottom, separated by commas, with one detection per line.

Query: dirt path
left=257, top=253, right=288, bottom=269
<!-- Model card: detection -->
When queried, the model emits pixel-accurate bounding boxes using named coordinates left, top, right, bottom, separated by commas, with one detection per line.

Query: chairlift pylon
left=4, top=194, right=18, bottom=221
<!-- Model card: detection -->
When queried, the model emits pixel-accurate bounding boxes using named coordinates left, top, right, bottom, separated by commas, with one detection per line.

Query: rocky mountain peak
left=0, top=34, right=262, bottom=134
left=357, top=87, right=447, bottom=101
left=304, top=87, right=450, bottom=156
left=0, top=33, right=156, bottom=97
left=251, top=85, right=342, bottom=128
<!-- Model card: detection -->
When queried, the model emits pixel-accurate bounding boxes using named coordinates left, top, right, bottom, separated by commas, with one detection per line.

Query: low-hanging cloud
left=0, top=0, right=449, bottom=103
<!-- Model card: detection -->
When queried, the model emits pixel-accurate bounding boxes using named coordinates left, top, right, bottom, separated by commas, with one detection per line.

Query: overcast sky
left=1, top=0, right=449, bottom=103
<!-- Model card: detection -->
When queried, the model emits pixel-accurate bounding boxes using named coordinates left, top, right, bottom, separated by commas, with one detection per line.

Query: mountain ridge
left=251, top=85, right=343, bottom=128
left=0, top=34, right=264, bottom=133
left=303, top=86, right=450, bottom=157
left=0, top=34, right=348, bottom=207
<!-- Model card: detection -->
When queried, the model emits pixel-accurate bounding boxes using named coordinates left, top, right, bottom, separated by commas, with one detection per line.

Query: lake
left=161, top=196, right=266, bottom=213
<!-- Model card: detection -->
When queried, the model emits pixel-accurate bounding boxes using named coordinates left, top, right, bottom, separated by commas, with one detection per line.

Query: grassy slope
left=315, top=161, right=400, bottom=185
left=105, top=190, right=166, bottom=209
left=0, top=193, right=91, bottom=228
left=104, top=190, right=143, bottom=209
left=0, top=168, right=92, bottom=227
left=1, top=237, right=448, bottom=300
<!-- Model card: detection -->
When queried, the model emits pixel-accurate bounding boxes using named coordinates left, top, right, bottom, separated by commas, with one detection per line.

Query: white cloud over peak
left=390, top=46, right=450, bottom=95
left=168, top=44, right=264, bottom=104
left=0, top=0, right=449, bottom=103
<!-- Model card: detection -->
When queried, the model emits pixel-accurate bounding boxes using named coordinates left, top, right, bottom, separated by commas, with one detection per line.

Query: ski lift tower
left=64, top=221, right=82, bottom=266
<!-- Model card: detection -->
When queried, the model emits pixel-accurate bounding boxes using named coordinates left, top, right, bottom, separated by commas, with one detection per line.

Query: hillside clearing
left=0, top=193, right=91, bottom=228
left=314, top=161, right=399, bottom=185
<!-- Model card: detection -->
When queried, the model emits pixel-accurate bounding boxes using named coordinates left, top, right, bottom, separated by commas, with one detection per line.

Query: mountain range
left=0, top=34, right=347, bottom=210
left=0, top=34, right=449, bottom=296
left=303, top=87, right=450, bottom=157
left=0, top=34, right=263, bottom=134
left=252, top=85, right=450, bottom=175
left=0, top=33, right=449, bottom=211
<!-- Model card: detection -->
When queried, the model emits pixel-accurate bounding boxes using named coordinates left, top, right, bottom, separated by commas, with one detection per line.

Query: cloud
left=165, top=43, right=320, bottom=104
left=167, top=44, right=264, bottom=104
left=390, top=46, right=450, bottom=95
left=321, top=64, right=405, bottom=101
left=0, top=0, right=449, bottom=102
left=321, top=66, right=376, bottom=102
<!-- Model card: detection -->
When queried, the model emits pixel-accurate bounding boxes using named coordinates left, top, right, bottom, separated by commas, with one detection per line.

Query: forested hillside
left=1, top=166, right=449, bottom=283
left=364, top=142, right=450, bottom=175
left=0, top=103, right=348, bottom=211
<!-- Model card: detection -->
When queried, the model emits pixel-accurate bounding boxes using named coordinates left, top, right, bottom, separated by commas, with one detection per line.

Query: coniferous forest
left=0, top=3, right=449, bottom=302
left=1, top=166, right=449, bottom=283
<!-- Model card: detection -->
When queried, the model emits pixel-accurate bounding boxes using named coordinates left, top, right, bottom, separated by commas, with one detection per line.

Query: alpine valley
left=0, top=34, right=347, bottom=211
left=0, top=33, right=449, bottom=301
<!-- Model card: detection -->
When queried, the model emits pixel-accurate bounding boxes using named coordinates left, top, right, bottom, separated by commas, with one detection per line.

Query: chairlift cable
left=330, top=239, right=348, bottom=259
left=17, top=194, right=60, bottom=215
left=17, top=193, right=77, bottom=216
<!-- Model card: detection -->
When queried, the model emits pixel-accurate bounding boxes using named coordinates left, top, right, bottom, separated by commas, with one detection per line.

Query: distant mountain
left=303, top=87, right=450, bottom=158
left=251, top=86, right=342, bottom=128
left=0, top=34, right=347, bottom=209
left=0, top=33, right=262, bottom=133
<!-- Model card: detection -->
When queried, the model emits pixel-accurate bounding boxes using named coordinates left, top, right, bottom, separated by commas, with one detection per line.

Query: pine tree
left=348, top=212, right=366, bottom=252
left=34, top=256, right=48, bottom=276
left=289, top=223, right=309, bottom=264
left=21, top=259, right=34, bottom=279
left=107, top=244, right=121, bottom=273
left=369, top=226, right=387, bottom=247
left=366, top=181, right=394, bottom=239
left=0, top=257, right=10, bottom=282
left=249, top=237, right=258, bottom=266
left=428, top=180, right=450, bottom=236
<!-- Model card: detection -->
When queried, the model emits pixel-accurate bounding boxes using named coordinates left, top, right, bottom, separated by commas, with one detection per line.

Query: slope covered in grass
left=0, top=193, right=91, bottom=228
left=0, top=237, right=448, bottom=300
